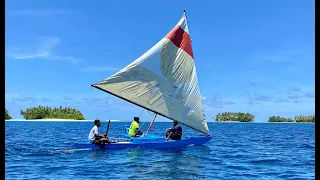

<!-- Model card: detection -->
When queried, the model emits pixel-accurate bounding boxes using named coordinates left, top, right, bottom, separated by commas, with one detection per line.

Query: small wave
left=225, top=165, right=250, bottom=171
left=52, top=148, right=92, bottom=153
left=7, top=146, right=92, bottom=158
left=219, top=153, right=247, bottom=159
left=248, top=158, right=281, bottom=164
left=299, top=143, right=315, bottom=149
left=5, top=147, right=29, bottom=153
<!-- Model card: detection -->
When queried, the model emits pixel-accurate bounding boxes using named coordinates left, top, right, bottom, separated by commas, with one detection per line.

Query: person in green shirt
left=128, top=117, right=143, bottom=137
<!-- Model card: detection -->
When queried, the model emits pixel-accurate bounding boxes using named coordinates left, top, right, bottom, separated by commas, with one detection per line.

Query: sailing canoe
left=74, top=135, right=212, bottom=150
left=74, top=10, right=212, bottom=150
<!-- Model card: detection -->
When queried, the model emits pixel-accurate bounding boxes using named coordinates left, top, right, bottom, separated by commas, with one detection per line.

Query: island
left=5, top=108, right=12, bottom=119
left=215, top=112, right=254, bottom=122
left=268, top=116, right=294, bottom=122
left=268, top=115, right=315, bottom=123
left=294, top=115, right=315, bottom=122
left=20, top=105, right=85, bottom=120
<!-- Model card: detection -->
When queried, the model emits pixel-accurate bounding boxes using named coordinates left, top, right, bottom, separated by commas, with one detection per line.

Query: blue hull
left=73, top=135, right=212, bottom=150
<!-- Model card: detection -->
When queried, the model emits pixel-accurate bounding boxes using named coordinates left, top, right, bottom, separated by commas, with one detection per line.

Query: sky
left=5, top=0, right=315, bottom=122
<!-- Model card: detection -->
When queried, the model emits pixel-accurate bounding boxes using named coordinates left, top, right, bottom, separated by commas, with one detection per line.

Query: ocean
left=5, top=121, right=315, bottom=179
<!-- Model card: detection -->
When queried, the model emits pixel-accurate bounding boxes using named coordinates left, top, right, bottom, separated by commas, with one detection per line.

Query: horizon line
left=5, top=119, right=314, bottom=124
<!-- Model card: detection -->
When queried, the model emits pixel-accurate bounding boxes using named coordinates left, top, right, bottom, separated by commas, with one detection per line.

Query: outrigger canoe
left=74, top=135, right=211, bottom=150
left=74, top=127, right=212, bottom=150
left=74, top=10, right=212, bottom=150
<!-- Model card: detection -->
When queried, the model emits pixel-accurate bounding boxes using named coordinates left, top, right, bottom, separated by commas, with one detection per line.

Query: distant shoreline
left=4, top=119, right=315, bottom=123
left=215, top=121, right=241, bottom=122
left=5, top=119, right=124, bottom=122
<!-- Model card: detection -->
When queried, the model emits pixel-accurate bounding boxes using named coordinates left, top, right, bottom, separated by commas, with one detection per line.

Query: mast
left=145, top=113, right=157, bottom=136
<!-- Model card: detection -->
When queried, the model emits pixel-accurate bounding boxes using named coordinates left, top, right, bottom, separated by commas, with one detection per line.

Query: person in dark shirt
left=165, top=120, right=182, bottom=140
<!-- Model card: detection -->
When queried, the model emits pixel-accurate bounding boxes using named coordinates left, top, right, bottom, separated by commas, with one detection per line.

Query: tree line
left=268, top=115, right=315, bottom=123
left=5, top=109, right=12, bottom=119
left=5, top=106, right=85, bottom=120
left=268, top=116, right=293, bottom=122
left=215, top=112, right=255, bottom=122
left=5, top=107, right=315, bottom=123
left=214, top=112, right=315, bottom=123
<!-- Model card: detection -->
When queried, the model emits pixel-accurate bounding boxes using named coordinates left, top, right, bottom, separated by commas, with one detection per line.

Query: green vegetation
left=295, top=115, right=315, bottom=122
left=20, top=105, right=85, bottom=120
left=5, top=109, right=12, bottom=119
left=268, top=115, right=315, bottom=123
left=215, top=112, right=254, bottom=122
left=268, top=116, right=294, bottom=122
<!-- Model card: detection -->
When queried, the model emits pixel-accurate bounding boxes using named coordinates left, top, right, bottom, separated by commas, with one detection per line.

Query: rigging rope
left=138, top=109, right=145, bottom=118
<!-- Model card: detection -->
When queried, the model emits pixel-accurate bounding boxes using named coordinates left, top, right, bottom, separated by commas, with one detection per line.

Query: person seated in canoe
left=88, top=119, right=118, bottom=144
left=165, top=120, right=182, bottom=140
left=128, top=117, right=143, bottom=137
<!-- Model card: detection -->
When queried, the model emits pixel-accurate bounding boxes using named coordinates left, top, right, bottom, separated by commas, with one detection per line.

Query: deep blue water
left=5, top=121, right=315, bottom=180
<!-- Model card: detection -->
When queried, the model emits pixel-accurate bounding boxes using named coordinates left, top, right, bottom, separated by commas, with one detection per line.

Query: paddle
left=105, top=120, right=111, bottom=137
left=99, top=120, right=111, bottom=148
left=104, top=120, right=122, bottom=143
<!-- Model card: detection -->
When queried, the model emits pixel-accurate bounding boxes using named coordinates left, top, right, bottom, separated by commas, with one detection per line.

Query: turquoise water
left=5, top=122, right=315, bottom=179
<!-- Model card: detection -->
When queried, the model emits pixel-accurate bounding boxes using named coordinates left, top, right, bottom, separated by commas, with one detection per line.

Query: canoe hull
left=73, top=135, right=212, bottom=150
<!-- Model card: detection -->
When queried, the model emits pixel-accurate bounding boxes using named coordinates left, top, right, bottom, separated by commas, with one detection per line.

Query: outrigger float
left=74, top=10, right=212, bottom=150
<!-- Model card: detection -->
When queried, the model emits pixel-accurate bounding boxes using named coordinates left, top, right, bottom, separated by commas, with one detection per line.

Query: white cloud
left=6, top=36, right=81, bottom=64
left=203, top=94, right=235, bottom=108
left=10, top=52, right=50, bottom=59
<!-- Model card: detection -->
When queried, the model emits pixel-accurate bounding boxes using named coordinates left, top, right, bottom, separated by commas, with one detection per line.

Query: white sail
left=92, top=12, right=210, bottom=135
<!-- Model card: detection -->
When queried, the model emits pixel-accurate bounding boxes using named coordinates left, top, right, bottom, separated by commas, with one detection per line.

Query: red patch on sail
left=165, top=25, right=194, bottom=59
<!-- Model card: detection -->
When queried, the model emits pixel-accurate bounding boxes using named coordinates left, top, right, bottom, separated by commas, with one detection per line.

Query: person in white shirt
left=88, top=119, right=118, bottom=144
